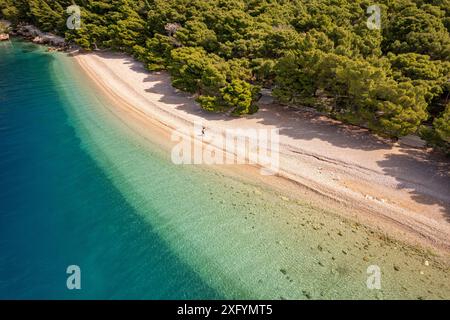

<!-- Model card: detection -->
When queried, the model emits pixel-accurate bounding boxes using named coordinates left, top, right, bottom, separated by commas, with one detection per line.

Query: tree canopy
left=1, top=0, right=449, bottom=151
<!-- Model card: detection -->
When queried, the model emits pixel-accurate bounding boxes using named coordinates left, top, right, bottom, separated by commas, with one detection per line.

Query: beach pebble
left=424, top=260, right=430, bottom=266
left=302, top=290, right=312, bottom=299
left=281, top=196, right=289, bottom=201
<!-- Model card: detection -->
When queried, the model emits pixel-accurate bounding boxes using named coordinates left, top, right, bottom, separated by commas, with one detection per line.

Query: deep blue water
left=0, top=39, right=221, bottom=299
left=2, top=40, right=449, bottom=300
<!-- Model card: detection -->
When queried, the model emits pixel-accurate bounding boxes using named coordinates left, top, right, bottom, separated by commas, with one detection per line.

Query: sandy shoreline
left=72, top=51, right=450, bottom=254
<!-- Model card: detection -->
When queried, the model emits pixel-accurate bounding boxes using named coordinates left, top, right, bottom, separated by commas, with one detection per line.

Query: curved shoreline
left=71, top=50, right=450, bottom=255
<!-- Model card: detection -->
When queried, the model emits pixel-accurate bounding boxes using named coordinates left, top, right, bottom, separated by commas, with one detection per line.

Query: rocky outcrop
left=257, top=88, right=274, bottom=105
left=398, top=134, right=427, bottom=149
left=0, top=19, right=11, bottom=41
left=16, top=24, right=67, bottom=48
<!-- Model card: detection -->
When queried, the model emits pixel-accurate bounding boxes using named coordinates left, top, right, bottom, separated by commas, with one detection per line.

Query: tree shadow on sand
left=145, top=76, right=450, bottom=220
left=145, top=78, right=394, bottom=151
left=377, top=148, right=450, bottom=220
left=71, top=51, right=450, bottom=221
left=142, top=71, right=450, bottom=219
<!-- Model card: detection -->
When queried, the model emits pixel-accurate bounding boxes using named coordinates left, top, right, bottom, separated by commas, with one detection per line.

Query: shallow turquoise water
left=1, top=40, right=449, bottom=300
left=0, top=40, right=222, bottom=299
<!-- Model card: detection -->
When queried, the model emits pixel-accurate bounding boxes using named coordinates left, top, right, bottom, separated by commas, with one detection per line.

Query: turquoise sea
left=0, top=39, right=449, bottom=299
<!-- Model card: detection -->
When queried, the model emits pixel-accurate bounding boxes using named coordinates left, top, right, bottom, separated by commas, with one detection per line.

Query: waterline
left=1, top=40, right=449, bottom=299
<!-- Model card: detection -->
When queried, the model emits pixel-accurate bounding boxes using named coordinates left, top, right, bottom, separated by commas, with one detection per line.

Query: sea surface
left=0, top=39, right=449, bottom=299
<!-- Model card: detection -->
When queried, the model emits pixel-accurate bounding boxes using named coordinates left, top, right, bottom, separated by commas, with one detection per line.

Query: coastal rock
left=0, top=19, right=11, bottom=41
left=257, top=88, right=274, bottom=105
left=398, top=134, right=427, bottom=149
left=17, top=24, right=66, bottom=48
left=32, top=36, right=44, bottom=44
left=0, top=19, right=11, bottom=27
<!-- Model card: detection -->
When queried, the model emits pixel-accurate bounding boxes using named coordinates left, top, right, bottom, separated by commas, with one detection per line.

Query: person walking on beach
left=201, top=126, right=206, bottom=136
